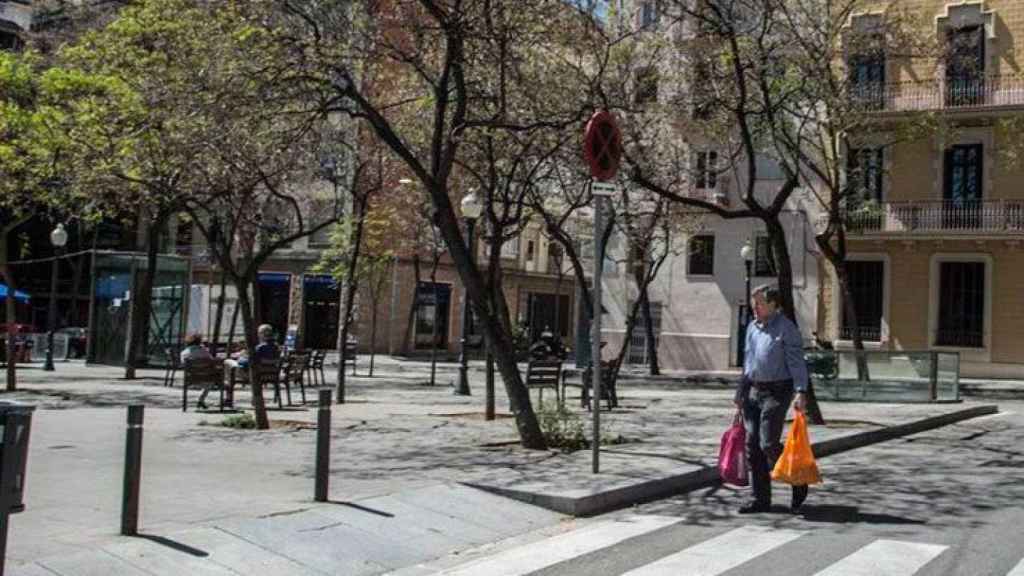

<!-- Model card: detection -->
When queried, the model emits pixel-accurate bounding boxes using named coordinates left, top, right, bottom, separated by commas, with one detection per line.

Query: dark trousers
left=741, top=383, right=794, bottom=505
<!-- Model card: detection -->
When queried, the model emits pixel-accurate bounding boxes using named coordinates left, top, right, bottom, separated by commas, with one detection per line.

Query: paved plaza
left=0, top=357, right=1010, bottom=575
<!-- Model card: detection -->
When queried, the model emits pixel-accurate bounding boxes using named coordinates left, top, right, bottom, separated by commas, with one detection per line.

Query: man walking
left=735, top=285, right=810, bottom=513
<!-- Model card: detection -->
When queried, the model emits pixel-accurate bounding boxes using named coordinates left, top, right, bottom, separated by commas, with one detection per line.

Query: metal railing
left=843, top=199, right=1024, bottom=235
left=850, top=75, right=1024, bottom=112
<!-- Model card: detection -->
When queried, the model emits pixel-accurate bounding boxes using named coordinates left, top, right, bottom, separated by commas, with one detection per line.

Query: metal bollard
left=315, top=390, right=332, bottom=502
left=121, top=405, right=144, bottom=536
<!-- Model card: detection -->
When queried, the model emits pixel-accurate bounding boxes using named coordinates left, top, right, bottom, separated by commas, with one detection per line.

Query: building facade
left=820, top=0, right=1024, bottom=378
left=597, top=0, right=822, bottom=372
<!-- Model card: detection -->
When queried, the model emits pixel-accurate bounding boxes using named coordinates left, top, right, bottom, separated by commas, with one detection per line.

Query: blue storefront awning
left=0, top=284, right=31, bottom=303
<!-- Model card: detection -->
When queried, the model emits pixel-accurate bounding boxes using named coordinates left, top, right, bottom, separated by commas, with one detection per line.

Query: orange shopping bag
left=771, top=410, right=822, bottom=485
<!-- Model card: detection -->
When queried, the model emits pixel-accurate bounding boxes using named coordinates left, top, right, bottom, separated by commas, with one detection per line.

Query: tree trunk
left=335, top=203, right=367, bottom=404
left=640, top=284, right=660, bottom=376
left=369, top=297, right=378, bottom=377
left=834, top=261, right=871, bottom=381
left=211, top=269, right=228, bottom=348
left=124, top=216, right=163, bottom=379
left=402, top=255, right=422, bottom=355
left=235, top=276, right=269, bottom=430
left=428, top=271, right=439, bottom=387
left=764, top=215, right=825, bottom=424
left=226, top=298, right=240, bottom=352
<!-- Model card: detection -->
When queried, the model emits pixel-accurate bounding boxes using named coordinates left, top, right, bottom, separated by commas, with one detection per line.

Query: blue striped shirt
left=743, top=312, right=809, bottom=392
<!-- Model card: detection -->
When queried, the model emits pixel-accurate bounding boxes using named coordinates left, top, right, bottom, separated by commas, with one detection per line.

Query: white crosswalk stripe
left=621, top=525, right=807, bottom=576
left=812, top=539, right=948, bottom=576
left=432, top=515, right=680, bottom=576
left=1006, top=558, right=1024, bottom=576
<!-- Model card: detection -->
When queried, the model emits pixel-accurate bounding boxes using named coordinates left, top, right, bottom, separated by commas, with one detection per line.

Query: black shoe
left=738, top=501, right=771, bottom=514
left=791, top=485, right=808, bottom=513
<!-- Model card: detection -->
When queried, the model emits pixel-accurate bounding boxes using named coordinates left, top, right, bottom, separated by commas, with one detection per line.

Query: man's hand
left=793, top=392, right=807, bottom=412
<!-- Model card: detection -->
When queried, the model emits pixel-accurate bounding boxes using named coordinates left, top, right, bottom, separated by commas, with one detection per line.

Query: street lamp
left=43, top=223, right=68, bottom=371
left=455, top=191, right=483, bottom=396
left=737, top=239, right=755, bottom=365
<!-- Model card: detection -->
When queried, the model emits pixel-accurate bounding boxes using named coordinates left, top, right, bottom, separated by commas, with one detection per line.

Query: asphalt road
left=438, top=401, right=1024, bottom=576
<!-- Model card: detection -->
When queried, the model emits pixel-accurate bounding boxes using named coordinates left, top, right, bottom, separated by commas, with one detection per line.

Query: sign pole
left=582, top=110, right=622, bottom=476
left=591, top=190, right=605, bottom=474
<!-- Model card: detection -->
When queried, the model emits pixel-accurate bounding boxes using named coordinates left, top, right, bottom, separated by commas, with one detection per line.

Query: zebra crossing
left=423, top=514, right=1024, bottom=576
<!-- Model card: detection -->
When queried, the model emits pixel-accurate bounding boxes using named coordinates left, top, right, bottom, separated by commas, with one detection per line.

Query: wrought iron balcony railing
left=850, top=75, right=1024, bottom=112
left=842, top=199, right=1024, bottom=235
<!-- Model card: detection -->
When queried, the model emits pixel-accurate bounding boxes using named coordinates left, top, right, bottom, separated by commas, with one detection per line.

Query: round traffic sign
left=583, top=110, right=622, bottom=181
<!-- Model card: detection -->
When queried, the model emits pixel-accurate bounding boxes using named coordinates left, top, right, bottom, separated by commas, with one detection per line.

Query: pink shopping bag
left=718, top=414, right=749, bottom=486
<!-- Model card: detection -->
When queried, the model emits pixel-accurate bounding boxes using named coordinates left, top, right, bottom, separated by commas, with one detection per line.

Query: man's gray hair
left=751, top=284, right=782, bottom=306
left=257, top=324, right=274, bottom=340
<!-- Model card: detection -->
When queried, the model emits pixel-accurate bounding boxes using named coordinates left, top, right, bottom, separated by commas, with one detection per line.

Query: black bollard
left=121, top=405, right=144, bottom=536
left=315, top=390, right=332, bottom=502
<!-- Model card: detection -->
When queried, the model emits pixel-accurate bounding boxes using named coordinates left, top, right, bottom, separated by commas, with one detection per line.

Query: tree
left=0, top=50, right=91, bottom=390
left=611, top=0, right=827, bottom=421
left=314, top=203, right=397, bottom=379
left=52, top=0, right=343, bottom=427
left=766, top=0, right=938, bottom=371
left=270, top=0, right=612, bottom=448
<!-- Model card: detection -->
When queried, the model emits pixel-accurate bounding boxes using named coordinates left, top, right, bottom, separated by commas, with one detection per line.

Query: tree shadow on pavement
left=797, top=504, right=925, bottom=525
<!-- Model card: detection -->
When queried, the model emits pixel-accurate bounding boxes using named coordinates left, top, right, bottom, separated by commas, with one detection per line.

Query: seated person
left=231, top=324, right=280, bottom=368
left=181, top=333, right=215, bottom=408
left=181, top=333, right=213, bottom=364
left=529, top=329, right=567, bottom=360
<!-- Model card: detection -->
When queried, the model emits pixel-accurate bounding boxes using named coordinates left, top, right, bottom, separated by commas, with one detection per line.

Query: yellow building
left=822, top=1, right=1024, bottom=377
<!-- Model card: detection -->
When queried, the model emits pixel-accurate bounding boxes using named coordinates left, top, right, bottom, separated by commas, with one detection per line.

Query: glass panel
left=809, top=350, right=959, bottom=402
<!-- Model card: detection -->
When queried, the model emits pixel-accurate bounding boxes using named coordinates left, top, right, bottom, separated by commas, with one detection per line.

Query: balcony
left=843, top=199, right=1024, bottom=236
left=851, top=76, right=1024, bottom=113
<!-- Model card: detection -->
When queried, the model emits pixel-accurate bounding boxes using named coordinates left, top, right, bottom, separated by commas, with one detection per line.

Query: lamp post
left=44, top=223, right=68, bottom=371
left=737, top=239, right=754, bottom=365
left=455, top=191, right=482, bottom=396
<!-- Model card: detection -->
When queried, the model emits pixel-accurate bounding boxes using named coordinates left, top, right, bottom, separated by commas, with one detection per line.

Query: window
left=547, top=243, right=563, bottom=274
left=936, top=262, right=984, bottom=348
left=691, top=60, right=715, bottom=119
left=175, top=215, right=194, bottom=255
left=848, top=49, right=886, bottom=110
left=754, top=235, right=776, bottom=277
left=840, top=260, right=883, bottom=342
left=414, top=282, right=451, bottom=349
left=640, top=0, right=659, bottom=29
left=635, top=66, right=658, bottom=105
left=688, top=234, right=715, bottom=275
left=500, top=238, right=520, bottom=259
left=694, top=151, right=718, bottom=190
left=846, top=147, right=884, bottom=203
left=0, top=30, right=21, bottom=52
left=526, top=240, right=535, bottom=262
left=947, top=26, right=985, bottom=106
left=944, top=144, right=983, bottom=229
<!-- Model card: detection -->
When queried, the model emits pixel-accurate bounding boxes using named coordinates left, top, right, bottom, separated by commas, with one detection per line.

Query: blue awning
left=0, top=284, right=30, bottom=303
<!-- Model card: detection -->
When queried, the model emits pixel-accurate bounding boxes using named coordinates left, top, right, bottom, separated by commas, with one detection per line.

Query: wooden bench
left=562, top=359, right=619, bottom=411
left=525, top=358, right=562, bottom=408
left=182, top=357, right=226, bottom=412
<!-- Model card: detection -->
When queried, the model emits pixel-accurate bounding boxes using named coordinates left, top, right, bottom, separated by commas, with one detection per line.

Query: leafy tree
left=269, top=0, right=613, bottom=448
left=51, top=0, right=343, bottom=427
left=0, top=50, right=87, bottom=390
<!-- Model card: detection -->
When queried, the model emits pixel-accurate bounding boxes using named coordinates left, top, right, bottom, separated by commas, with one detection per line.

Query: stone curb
left=465, top=404, right=999, bottom=517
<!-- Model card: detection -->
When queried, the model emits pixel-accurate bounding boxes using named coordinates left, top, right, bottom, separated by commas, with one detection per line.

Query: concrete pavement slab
left=35, top=549, right=153, bottom=576
left=8, top=563, right=60, bottom=576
